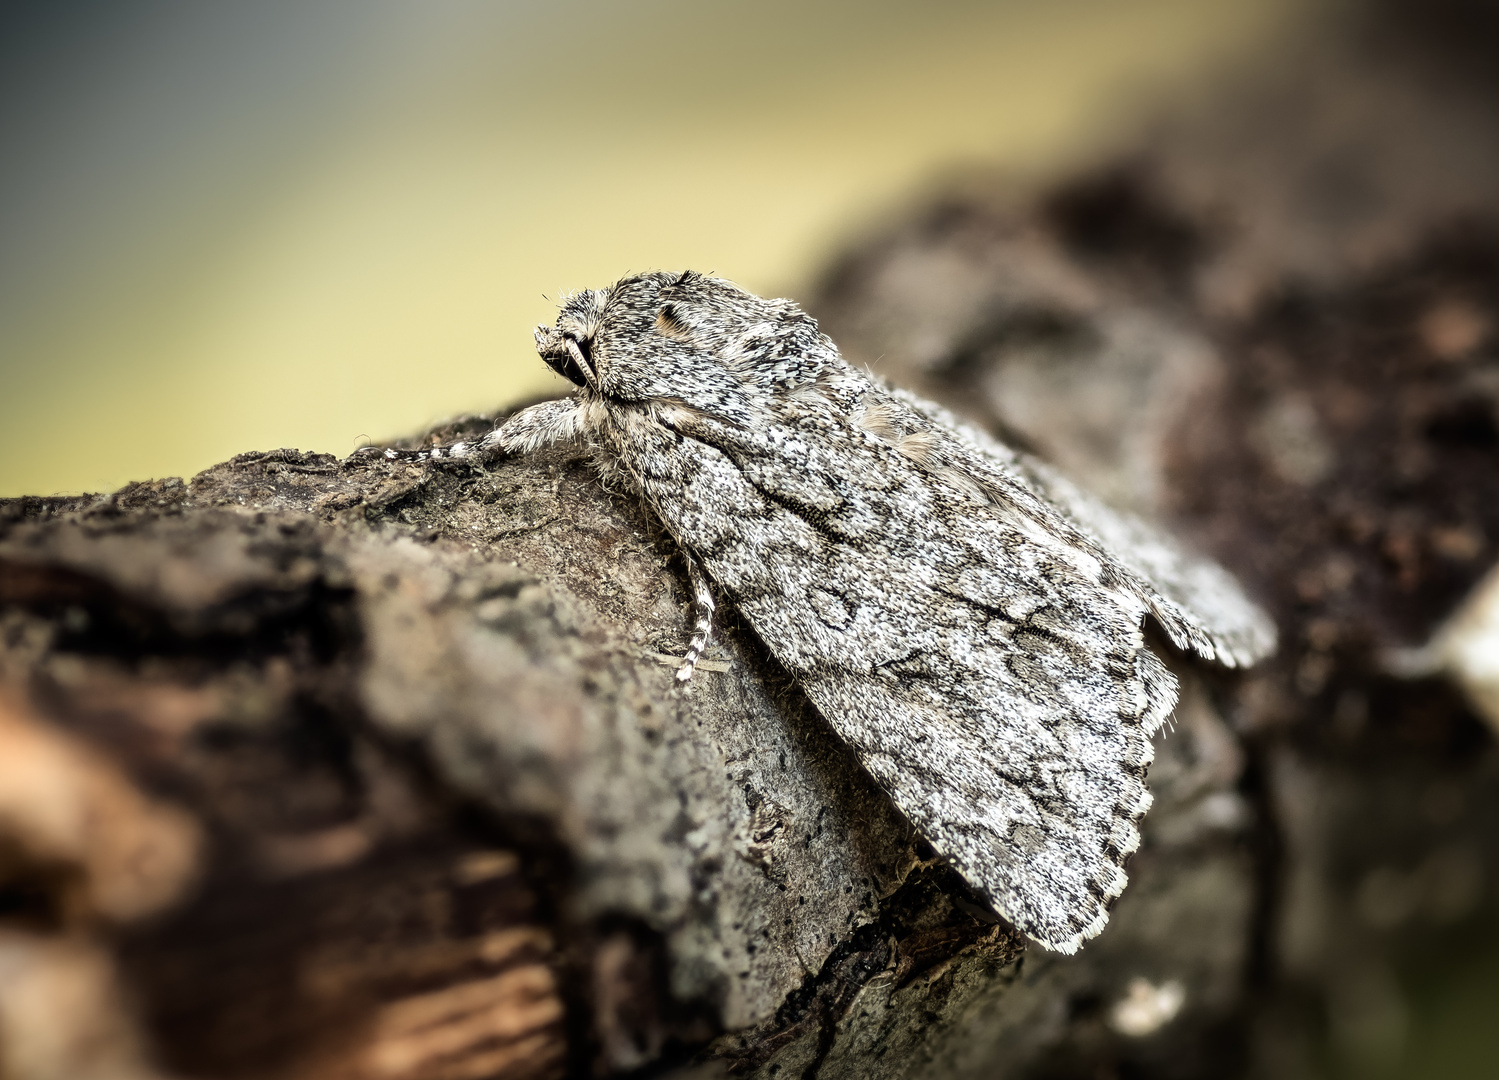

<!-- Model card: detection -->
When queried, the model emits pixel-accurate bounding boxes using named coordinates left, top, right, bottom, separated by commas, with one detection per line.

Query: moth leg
left=354, top=400, right=587, bottom=465
left=357, top=430, right=500, bottom=465
left=675, top=553, right=717, bottom=683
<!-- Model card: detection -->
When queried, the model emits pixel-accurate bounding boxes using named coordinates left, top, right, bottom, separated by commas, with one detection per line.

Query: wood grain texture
left=4, top=1, right=1499, bottom=1075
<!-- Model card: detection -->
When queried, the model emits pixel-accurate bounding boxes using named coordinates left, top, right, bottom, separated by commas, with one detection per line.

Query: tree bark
left=4, top=2, right=1499, bottom=1078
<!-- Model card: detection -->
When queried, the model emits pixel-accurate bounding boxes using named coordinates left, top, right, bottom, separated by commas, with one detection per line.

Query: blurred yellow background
left=9, top=6, right=1499, bottom=1079
left=0, top=0, right=1313, bottom=497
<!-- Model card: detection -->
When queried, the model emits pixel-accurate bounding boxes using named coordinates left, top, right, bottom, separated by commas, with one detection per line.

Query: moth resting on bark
left=375, top=271, right=1275, bottom=953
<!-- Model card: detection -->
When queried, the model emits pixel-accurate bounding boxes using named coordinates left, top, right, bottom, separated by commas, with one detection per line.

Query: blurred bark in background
left=2, top=1, right=1499, bottom=1077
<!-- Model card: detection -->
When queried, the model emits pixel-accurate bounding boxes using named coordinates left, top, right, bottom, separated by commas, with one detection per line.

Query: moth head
left=536, top=272, right=834, bottom=405
left=534, top=288, right=608, bottom=389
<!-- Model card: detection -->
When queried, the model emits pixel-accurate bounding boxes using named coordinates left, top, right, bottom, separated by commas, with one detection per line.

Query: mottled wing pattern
left=892, top=389, right=1277, bottom=669
left=628, top=382, right=1177, bottom=952
left=492, top=270, right=1274, bottom=952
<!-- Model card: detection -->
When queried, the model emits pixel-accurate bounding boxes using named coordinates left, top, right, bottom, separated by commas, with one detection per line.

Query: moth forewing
left=491, top=271, right=1274, bottom=952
